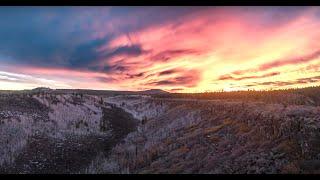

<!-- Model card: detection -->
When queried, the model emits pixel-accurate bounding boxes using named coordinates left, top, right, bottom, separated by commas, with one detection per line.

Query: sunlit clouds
left=0, top=7, right=320, bottom=92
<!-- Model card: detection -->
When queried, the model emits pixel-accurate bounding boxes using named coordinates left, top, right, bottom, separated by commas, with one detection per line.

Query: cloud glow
left=0, top=7, right=320, bottom=92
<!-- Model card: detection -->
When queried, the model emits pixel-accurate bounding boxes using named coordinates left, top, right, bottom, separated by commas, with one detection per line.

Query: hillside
left=0, top=86, right=320, bottom=173
left=0, top=93, right=138, bottom=173
left=87, top=94, right=320, bottom=173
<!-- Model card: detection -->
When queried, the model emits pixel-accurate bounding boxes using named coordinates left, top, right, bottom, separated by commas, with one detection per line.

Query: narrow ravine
left=0, top=103, right=138, bottom=174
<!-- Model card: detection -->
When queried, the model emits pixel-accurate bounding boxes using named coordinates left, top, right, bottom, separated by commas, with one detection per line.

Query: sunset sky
left=0, top=6, right=320, bottom=92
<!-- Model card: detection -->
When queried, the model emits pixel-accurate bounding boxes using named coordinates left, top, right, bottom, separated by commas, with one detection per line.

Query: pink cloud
left=218, top=72, right=280, bottom=81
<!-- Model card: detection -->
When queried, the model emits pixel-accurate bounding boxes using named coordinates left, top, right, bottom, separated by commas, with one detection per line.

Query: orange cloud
left=218, top=72, right=281, bottom=81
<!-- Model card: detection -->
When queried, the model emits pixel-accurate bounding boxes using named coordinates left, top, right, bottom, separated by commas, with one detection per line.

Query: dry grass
left=281, top=161, right=300, bottom=174
left=237, top=122, right=251, bottom=134
left=204, top=119, right=233, bottom=135
left=276, top=139, right=301, bottom=158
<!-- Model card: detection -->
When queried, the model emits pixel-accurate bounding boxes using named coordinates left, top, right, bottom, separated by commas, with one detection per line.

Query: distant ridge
left=31, top=87, right=53, bottom=92
left=25, top=87, right=169, bottom=96
left=139, top=89, right=170, bottom=95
